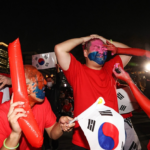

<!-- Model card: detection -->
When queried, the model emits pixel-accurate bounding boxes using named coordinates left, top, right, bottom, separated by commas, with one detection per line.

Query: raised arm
left=113, top=64, right=150, bottom=118
left=105, top=41, right=150, bottom=59
left=90, top=34, right=132, bottom=67
left=54, top=36, right=94, bottom=70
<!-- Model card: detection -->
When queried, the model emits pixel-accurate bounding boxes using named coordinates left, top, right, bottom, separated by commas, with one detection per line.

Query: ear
left=83, top=50, right=88, bottom=58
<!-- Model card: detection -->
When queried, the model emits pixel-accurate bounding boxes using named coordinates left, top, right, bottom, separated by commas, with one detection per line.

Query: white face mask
left=47, top=82, right=53, bottom=88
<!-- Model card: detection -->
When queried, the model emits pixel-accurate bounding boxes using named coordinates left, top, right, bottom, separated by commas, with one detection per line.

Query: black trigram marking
left=117, top=92, right=124, bottom=100
left=45, top=62, right=49, bottom=67
left=120, top=105, right=126, bottom=111
left=99, top=110, right=113, bottom=116
left=124, top=118, right=133, bottom=128
left=87, top=119, right=96, bottom=132
left=35, top=57, right=38, bottom=61
left=44, top=55, right=48, bottom=59
left=129, top=141, right=137, bottom=150
left=36, top=64, right=39, bottom=68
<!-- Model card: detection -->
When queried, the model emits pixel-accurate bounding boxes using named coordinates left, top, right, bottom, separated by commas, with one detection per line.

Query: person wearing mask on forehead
left=55, top=34, right=131, bottom=150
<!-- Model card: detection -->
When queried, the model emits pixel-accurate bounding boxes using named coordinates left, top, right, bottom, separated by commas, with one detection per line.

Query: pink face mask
left=89, top=39, right=107, bottom=54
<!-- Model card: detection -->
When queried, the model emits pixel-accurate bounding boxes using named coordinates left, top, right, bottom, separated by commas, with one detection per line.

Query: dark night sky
left=1, top=0, right=150, bottom=66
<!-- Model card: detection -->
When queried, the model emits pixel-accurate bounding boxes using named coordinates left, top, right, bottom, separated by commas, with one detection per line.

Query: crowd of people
left=1, top=34, right=150, bottom=150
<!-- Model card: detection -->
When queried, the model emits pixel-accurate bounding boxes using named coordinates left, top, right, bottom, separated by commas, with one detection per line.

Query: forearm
left=55, top=38, right=84, bottom=53
left=127, top=80, right=150, bottom=117
left=0, top=132, right=21, bottom=150
left=97, top=36, right=130, bottom=48
left=50, top=122, right=63, bottom=140
left=117, top=47, right=150, bottom=57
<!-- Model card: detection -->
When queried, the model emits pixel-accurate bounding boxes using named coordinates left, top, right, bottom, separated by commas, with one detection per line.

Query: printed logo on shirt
left=120, top=105, right=126, bottom=111
left=117, top=92, right=124, bottom=100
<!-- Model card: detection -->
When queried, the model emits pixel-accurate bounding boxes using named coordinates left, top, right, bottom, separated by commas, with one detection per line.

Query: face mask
left=47, top=82, right=53, bottom=88
left=88, top=51, right=107, bottom=65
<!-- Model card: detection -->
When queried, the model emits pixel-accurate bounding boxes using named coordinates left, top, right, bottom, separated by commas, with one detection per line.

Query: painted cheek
left=88, top=52, right=107, bottom=65
left=33, top=86, right=45, bottom=99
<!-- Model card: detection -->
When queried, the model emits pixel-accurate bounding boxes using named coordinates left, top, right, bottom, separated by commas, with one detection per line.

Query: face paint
left=88, top=51, right=107, bottom=65
left=88, top=39, right=108, bottom=65
left=89, top=39, right=107, bottom=53
left=33, top=82, right=45, bottom=99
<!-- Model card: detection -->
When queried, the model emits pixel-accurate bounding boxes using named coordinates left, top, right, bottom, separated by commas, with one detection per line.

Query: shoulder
left=0, top=101, right=10, bottom=114
left=104, top=55, right=123, bottom=69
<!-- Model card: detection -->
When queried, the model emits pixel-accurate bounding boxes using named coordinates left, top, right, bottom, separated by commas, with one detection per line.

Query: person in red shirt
left=54, top=34, right=131, bottom=150
left=0, top=65, right=75, bottom=150
left=62, top=99, right=73, bottom=117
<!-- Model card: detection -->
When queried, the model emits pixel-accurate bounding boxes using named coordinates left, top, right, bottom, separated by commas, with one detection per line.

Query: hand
left=59, top=116, right=75, bottom=132
left=7, top=94, right=27, bottom=135
left=90, top=34, right=106, bottom=43
left=0, top=74, right=12, bottom=89
left=103, top=40, right=118, bottom=55
left=81, top=36, right=95, bottom=45
left=113, top=63, right=132, bottom=83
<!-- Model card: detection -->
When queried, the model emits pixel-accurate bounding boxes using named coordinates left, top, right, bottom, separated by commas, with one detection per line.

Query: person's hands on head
left=7, top=94, right=27, bottom=135
left=82, top=36, right=95, bottom=46
left=59, top=116, right=75, bottom=132
left=103, top=40, right=118, bottom=55
left=90, top=34, right=106, bottom=43
left=0, top=74, right=12, bottom=89
left=113, top=63, right=132, bottom=84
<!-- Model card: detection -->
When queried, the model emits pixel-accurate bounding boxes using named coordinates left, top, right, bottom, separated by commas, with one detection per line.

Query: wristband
left=3, top=138, right=19, bottom=149
left=110, top=39, right=113, bottom=43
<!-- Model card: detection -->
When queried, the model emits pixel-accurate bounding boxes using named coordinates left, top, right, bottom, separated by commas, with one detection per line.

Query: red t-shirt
left=0, top=98, right=56, bottom=150
left=63, top=54, right=123, bottom=149
left=63, top=103, right=72, bottom=112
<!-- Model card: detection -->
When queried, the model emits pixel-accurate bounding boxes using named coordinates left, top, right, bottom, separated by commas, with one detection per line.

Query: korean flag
left=32, top=52, right=57, bottom=69
left=73, top=97, right=125, bottom=150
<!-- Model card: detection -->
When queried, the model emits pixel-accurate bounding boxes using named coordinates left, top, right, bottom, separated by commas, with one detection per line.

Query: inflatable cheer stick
left=8, top=38, right=43, bottom=147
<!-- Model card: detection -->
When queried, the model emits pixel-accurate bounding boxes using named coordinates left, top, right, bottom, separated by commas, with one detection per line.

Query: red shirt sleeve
left=63, top=53, right=81, bottom=87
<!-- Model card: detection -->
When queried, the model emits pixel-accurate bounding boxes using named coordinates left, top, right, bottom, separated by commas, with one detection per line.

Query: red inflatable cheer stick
left=8, top=38, right=43, bottom=147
